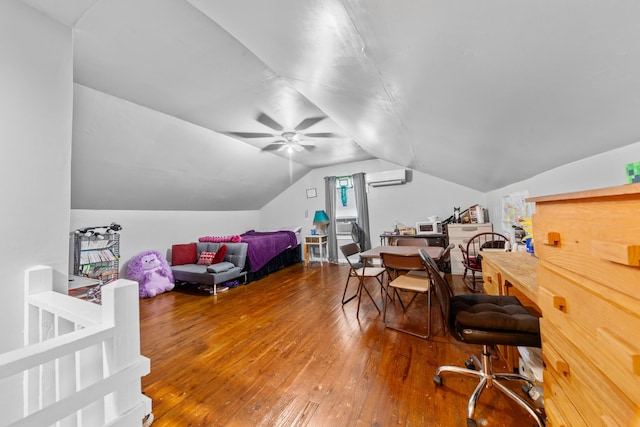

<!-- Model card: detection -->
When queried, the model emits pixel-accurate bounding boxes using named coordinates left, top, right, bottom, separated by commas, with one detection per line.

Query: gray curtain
left=353, top=172, right=372, bottom=251
left=324, top=176, right=338, bottom=262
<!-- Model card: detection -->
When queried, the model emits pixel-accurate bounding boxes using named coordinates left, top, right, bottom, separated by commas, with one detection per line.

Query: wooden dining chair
left=395, top=238, right=429, bottom=247
left=381, top=252, right=432, bottom=339
left=459, top=232, right=510, bottom=291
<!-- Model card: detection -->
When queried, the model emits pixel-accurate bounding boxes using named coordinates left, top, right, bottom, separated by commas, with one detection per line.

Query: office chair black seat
left=421, top=248, right=545, bottom=427
left=449, top=294, right=541, bottom=347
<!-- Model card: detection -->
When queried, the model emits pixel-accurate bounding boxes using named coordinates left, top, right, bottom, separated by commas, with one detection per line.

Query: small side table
left=304, top=235, right=328, bottom=266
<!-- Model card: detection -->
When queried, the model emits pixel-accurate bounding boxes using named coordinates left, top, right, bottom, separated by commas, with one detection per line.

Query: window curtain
left=353, top=172, right=372, bottom=251
left=324, top=176, right=338, bottom=262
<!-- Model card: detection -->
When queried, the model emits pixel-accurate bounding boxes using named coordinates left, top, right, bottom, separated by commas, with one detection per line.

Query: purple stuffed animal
left=127, top=250, right=175, bottom=298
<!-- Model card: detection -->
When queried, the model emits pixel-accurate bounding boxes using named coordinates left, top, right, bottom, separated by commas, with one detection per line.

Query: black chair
left=351, top=221, right=366, bottom=251
left=421, top=249, right=545, bottom=427
left=435, top=243, right=455, bottom=273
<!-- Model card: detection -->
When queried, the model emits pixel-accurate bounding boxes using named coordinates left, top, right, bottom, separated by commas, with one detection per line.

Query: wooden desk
left=360, top=245, right=442, bottom=260
left=480, top=251, right=538, bottom=305
left=480, top=251, right=540, bottom=372
left=304, top=235, right=328, bottom=266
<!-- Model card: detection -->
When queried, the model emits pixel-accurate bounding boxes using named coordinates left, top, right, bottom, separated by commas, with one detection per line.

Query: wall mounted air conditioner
left=366, top=169, right=407, bottom=187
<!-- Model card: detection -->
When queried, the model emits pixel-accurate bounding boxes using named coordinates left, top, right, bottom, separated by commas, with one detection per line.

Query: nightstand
left=304, top=234, right=328, bottom=266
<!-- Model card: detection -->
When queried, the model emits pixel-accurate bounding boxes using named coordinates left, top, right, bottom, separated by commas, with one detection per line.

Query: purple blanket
left=240, top=230, right=299, bottom=272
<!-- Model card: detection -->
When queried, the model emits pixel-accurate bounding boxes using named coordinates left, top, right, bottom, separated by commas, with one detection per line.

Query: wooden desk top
left=480, top=251, right=538, bottom=304
left=360, top=245, right=442, bottom=260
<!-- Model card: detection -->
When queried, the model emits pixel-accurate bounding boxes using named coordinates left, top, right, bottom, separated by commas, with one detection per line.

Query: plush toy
left=453, top=207, right=461, bottom=224
left=127, top=250, right=175, bottom=298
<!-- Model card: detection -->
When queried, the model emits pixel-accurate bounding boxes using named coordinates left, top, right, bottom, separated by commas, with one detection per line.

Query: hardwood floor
left=139, top=262, right=540, bottom=426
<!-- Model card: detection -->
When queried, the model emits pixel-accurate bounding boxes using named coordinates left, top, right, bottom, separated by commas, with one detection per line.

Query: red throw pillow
left=197, top=251, right=216, bottom=266
left=211, top=244, right=227, bottom=264
left=171, top=243, right=197, bottom=266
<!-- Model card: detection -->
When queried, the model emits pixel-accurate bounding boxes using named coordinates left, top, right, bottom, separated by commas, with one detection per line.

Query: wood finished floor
left=139, top=262, right=538, bottom=426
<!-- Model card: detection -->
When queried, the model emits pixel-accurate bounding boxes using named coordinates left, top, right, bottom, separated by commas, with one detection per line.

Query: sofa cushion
left=211, top=244, right=228, bottom=264
left=171, top=243, right=197, bottom=266
left=197, top=251, right=216, bottom=266
left=206, top=261, right=235, bottom=273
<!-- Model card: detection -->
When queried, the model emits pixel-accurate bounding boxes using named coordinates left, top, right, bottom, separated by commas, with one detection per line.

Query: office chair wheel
left=433, top=374, right=443, bottom=386
left=464, top=359, right=477, bottom=370
left=466, top=418, right=478, bottom=427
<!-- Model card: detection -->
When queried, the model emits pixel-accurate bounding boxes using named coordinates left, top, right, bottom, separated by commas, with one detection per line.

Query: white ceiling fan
left=225, top=113, right=340, bottom=153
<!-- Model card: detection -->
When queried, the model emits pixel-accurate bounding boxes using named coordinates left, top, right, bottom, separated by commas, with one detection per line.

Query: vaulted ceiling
left=21, top=0, right=640, bottom=210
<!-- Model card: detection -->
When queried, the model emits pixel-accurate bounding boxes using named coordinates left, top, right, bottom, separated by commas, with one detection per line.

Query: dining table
left=359, top=245, right=442, bottom=261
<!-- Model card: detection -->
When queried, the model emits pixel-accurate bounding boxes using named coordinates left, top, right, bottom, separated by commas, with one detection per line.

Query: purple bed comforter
left=240, top=230, right=299, bottom=272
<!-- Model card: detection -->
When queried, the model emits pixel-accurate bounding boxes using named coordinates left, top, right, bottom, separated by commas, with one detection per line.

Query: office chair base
left=433, top=346, right=545, bottom=427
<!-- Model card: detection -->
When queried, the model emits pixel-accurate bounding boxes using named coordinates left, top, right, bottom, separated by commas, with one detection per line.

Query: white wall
left=260, top=159, right=486, bottom=244
left=70, top=209, right=259, bottom=275
left=485, top=140, right=640, bottom=236
left=0, top=0, right=72, bottom=418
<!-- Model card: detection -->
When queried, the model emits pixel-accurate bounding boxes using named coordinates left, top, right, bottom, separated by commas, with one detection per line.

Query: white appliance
left=366, top=169, right=406, bottom=187
left=416, top=221, right=443, bottom=234
left=336, top=216, right=357, bottom=235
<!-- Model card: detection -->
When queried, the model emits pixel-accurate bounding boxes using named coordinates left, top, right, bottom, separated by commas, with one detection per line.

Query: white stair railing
left=0, top=266, right=151, bottom=426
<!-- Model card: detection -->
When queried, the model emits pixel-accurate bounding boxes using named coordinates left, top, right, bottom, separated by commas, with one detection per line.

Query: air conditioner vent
left=366, top=169, right=407, bottom=187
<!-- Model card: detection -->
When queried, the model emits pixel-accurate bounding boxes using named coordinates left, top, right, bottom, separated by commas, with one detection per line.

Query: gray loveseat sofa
left=168, top=242, right=248, bottom=295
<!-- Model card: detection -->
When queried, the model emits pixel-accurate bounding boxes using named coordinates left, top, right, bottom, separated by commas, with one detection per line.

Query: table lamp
left=313, top=210, right=330, bottom=235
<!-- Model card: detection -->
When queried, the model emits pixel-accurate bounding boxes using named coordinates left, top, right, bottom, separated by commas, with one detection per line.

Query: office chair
left=422, top=250, right=545, bottom=427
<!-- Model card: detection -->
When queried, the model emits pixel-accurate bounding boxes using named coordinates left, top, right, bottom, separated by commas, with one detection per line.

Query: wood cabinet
left=447, top=223, right=492, bottom=274
left=529, top=183, right=640, bottom=426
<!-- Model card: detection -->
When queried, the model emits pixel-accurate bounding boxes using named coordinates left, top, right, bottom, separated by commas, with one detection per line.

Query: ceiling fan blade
left=262, top=143, right=285, bottom=151
left=226, top=131, right=275, bottom=138
left=292, top=143, right=305, bottom=152
left=303, top=132, right=340, bottom=138
left=298, top=143, right=316, bottom=151
left=256, top=113, right=284, bottom=131
left=294, top=116, right=325, bottom=131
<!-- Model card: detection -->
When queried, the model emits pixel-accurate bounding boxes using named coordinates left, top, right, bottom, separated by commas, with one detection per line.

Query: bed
left=199, top=227, right=302, bottom=282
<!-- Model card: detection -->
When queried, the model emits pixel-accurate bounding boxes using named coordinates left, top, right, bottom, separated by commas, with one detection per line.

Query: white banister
left=0, top=266, right=152, bottom=427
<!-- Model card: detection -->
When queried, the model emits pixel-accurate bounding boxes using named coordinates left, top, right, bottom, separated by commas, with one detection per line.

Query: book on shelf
left=80, top=238, right=117, bottom=250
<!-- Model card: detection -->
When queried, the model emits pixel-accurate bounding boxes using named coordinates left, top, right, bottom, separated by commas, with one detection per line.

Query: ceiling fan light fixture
left=282, top=131, right=298, bottom=142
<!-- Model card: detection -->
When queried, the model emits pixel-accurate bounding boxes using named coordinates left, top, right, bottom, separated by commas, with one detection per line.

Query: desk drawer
left=447, top=223, right=493, bottom=239
left=543, top=364, right=588, bottom=427
left=541, top=319, right=639, bottom=426
left=538, top=265, right=640, bottom=403
left=481, top=261, right=501, bottom=295
left=533, top=203, right=640, bottom=301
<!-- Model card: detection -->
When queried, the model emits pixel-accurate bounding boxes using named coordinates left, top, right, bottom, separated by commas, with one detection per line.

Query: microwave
left=416, top=221, right=442, bottom=234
